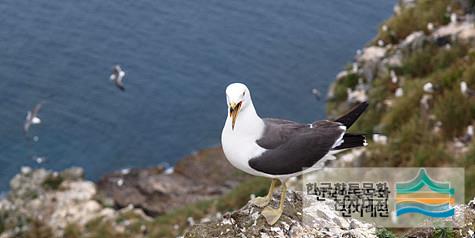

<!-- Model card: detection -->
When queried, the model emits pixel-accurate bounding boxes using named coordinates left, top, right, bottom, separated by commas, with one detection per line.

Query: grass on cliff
left=328, top=34, right=475, bottom=202
left=146, top=176, right=269, bottom=237
left=374, top=0, right=454, bottom=45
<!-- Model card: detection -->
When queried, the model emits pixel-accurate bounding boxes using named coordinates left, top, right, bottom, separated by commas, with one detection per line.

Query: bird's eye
left=242, top=92, right=245, bottom=96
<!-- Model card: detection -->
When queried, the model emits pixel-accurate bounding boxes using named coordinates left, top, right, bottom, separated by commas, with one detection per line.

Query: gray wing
left=112, top=66, right=120, bottom=75
left=255, top=119, right=308, bottom=149
left=24, top=113, right=31, bottom=133
left=115, top=78, right=125, bottom=91
left=251, top=119, right=344, bottom=175
left=32, top=101, right=44, bottom=115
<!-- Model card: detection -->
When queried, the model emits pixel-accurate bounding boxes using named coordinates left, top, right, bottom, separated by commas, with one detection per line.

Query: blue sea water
left=0, top=1, right=394, bottom=191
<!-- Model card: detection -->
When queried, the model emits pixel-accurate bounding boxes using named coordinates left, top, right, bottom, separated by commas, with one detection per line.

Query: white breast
left=221, top=112, right=268, bottom=177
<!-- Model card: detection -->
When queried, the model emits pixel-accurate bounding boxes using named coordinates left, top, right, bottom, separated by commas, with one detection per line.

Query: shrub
left=376, top=228, right=397, bottom=238
left=381, top=81, right=423, bottom=133
left=402, top=43, right=466, bottom=78
left=42, top=174, right=64, bottom=190
left=63, top=223, right=82, bottom=238
left=433, top=89, right=474, bottom=139
left=375, top=0, right=452, bottom=44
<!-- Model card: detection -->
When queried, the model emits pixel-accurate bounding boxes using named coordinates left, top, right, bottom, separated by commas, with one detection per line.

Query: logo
left=395, top=168, right=454, bottom=218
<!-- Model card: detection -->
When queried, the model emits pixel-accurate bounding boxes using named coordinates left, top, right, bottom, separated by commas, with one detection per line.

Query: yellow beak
left=229, top=102, right=242, bottom=130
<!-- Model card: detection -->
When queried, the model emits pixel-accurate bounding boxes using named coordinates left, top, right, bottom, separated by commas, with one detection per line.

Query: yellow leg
left=262, top=181, right=287, bottom=225
left=250, top=179, right=278, bottom=208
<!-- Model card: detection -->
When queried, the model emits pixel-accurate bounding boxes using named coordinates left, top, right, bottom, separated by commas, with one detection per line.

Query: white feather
left=31, top=117, right=41, bottom=124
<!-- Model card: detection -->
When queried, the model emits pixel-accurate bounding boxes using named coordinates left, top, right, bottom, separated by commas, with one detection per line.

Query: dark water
left=0, top=1, right=394, bottom=191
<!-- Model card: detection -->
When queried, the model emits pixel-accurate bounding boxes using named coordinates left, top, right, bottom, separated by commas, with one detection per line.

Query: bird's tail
left=334, top=102, right=369, bottom=129
left=332, top=102, right=369, bottom=150
left=332, top=133, right=367, bottom=150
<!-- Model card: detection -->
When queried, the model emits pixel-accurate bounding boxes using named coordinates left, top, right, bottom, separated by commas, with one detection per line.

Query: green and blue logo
left=395, top=168, right=455, bottom=218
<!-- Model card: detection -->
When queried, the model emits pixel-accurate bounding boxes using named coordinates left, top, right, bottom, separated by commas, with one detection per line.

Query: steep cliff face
left=96, top=147, right=250, bottom=216
left=0, top=148, right=269, bottom=238
left=185, top=0, right=475, bottom=237
left=327, top=0, right=475, bottom=201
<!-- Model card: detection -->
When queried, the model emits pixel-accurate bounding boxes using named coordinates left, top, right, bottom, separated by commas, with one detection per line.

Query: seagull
left=221, top=83, right=369, bottom=225
left=460, top=81, right=475, bottom=96
left=395, top=88, right=404, bottom=97
left=24, top=101, right=44, bottom=134
left=390, top=70, right=398, bottom=84
left=32, top=156, right=47, bottom=164
left=461, top=125, right=474, bottom=144
left=423, top=82, right=434, bottom=93
left=427, top=22, right=435, bottom=32
left=110, top=65, right=126, bottom=91
left=311, top=88, right=321, bottom=101
left=450, top=13, right=457, bottom=25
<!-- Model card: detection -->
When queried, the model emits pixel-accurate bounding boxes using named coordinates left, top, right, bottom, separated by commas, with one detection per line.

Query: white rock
left=347, top=88, right=368, bottom=103
left=433, top=22, right=475, bottom=41
left=400, top=31, right=425, bottom=51
left=358, top=46, right=386, bottom=62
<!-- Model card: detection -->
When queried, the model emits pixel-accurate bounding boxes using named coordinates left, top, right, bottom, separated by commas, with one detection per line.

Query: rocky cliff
left=0, top=148, right=266, bottom=238
left=3, top=0, right=475, bottom=237
left=184, top=190, right=475, bottom=238
left=184, top=190, right=378, bottom=238
left=186, top=0, right=475, bottom=237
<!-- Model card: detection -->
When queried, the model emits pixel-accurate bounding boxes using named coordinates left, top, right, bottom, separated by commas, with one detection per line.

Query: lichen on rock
left=184, top=190, right=378, bottom=238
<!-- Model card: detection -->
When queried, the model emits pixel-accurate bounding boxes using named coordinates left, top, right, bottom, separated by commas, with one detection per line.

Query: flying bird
left=221, top=83, right=368, bottom=225
left=110, top=65, right=126, bottom=91
left=24, top=101, right=44, bottom=134
left=311, top=88, right=321, bottom=101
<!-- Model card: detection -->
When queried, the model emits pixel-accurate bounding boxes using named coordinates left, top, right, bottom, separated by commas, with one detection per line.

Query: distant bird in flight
left=311, top=88, right=321, bottom=101
left=32, top=155, right=47, bottom=164
left=110, top=65, right=126, bottom=91
left=24, top=101, right=44, bottom=134
left=221, top=83, right=368, bottom=225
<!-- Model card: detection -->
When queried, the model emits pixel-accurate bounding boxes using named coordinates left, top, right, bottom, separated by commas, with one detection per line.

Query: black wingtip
left=332, top=133, right=367, bottom=150
left=334, top=102, right=368, bottom=128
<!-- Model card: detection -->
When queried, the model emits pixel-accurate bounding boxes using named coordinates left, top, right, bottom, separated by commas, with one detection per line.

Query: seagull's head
left=225, top=83, right=251, bottom=130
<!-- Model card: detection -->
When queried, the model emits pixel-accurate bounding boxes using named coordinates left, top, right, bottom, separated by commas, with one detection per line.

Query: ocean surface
left=0, top=1, right=394, bottom=191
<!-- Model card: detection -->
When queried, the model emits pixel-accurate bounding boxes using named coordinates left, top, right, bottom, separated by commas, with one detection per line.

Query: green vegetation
left=328, top=0, right=475, bottom=202
left=433, top=227, right=455, bottom=238
left=374, top=0, right=455, bottom=45
left=42, top=174, right=64, bottom=190
left=376, top=228, right=397, bottom=238
left=24, top=220, right=54, bottom=238
left=146, top=176, right=269, bottom=237
left=84, top=218, right=130, bottom=238
left=63, top=223, right=82, bottom=238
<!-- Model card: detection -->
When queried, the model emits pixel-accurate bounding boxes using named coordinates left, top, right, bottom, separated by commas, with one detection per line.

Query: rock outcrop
left=96, top=147, right=249, bottom=216
left=0, top=167, right=149, bottom=237
left=184, top=190, right=377, bottom=238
